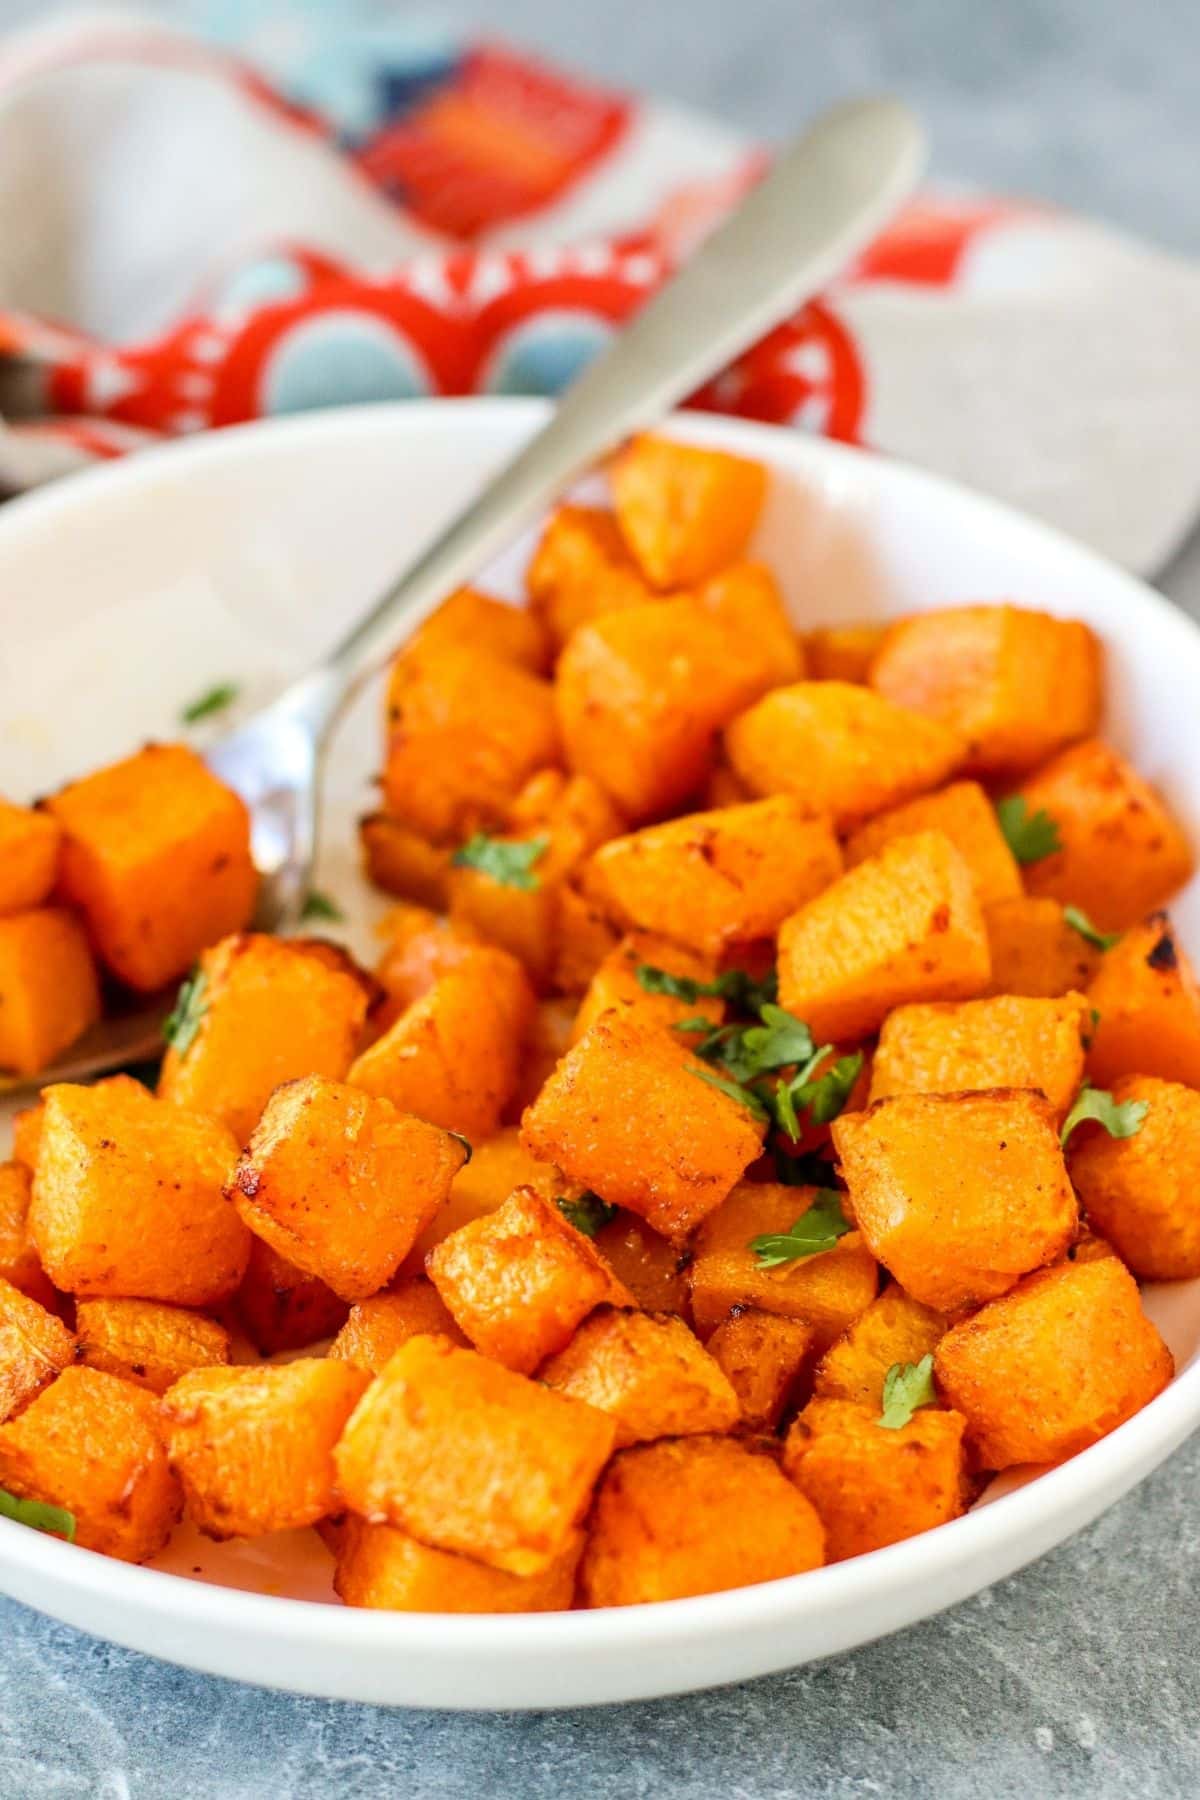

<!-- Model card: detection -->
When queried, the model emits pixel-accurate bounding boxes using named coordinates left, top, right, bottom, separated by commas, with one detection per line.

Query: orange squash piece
left=813, top=1285, right=948, bottom=1409
left=75, top=1297, right=230, bottom=1395
left=571, top=929, right=725, bottom=1045
left=402, top=1125, right=562, bottom=1271
left=983, top=895, right=1101, bottom=998
left=869, top=991, right=1090, bottom=1121
left=0, top=1163, right=55, bottom=1309
left=552, top=878, right=623, bottom=993
left=705, top=1310, right=816, bottom=1432
left=844, top=780, right=1022, bottom=907
left=804, top=622, right=888, bottom=684
left=610, top=434, right=767, bottom=588
left=592, top=1211, right=691, bottom=1317
left=406, top=585, right=549, bottom=675
left=329, top=1277, right=468, bottom=1371
left=1068, top=1076, right=1200, bottom=1280
left=539, top=1305, right=740, bottom=1445
left=0, top=801, right=60, bottom=915
left=335, top=1515, right=583, bottom=1614
left=358, top=812, right=452, bottom=908
left=695, top=562, right=803, bottom=688
left=1086, top=914, right=1200, bottom=1087
left=525, top=504, right=656, bottom=649
left=235, top=1237, right=348, bottom=1355
left=0, top=908, right=100, bottom=1076
left=0, top=1275, right=75, bottom=1422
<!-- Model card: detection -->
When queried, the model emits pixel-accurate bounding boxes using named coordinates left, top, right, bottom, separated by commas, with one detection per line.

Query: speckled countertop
left=2, top=2, right=1200, bottom=1794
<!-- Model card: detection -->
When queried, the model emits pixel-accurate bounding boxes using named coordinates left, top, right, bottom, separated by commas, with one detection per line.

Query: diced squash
left=372, top=904, right=479, bottom=1025
left=406, top=586, right=549, bottom=675
left=329, top=1277, right=468, bottom=1371
left=1014, top=739, right=1193, bottom=931
left=1086, top=914, right=1200, bottom=1088
left=870, top=604, right=1102, bottom=777
left=813, top=1285, right=948, bottom=1409
left=592, top=1212, right=691, bottom=1317
left=844, top=781, right=1022, bottom=907
left=335, top=1515, right=583, bottom=1614
left=382, top=644, right=560, bottom=844
left=1068, top=1076, right=1200, bottom=1279
left=403, top=1126, right=562, bottom=1271
left=934, top=1256, right=1173, bottom=1468
left=777, top=831, right=991, bottom=1041
left=833, top=1090, right=1077, bottom=1313
left=506, top=995, right=577, bottom=1119
left=333, top=1335, right=616, bottom=1575
left=552, top=879, right=622, bottom=993
left=589, top=797, right=842, bottom=958
left=805, top=622, right=888, bottom=684
left=158, top=933, right=373, bottom=1145
left=230, top=1075, right=466, bottom=1302
left=0, top=801, right=60, bottom=915
left=0, top=1162, right=55, bottom=1308
left=540, top=1306, right=740, bottom=1445
left=45, top=743, right=257, bottom=991
left=688, top=1182, right=877, bottom=1344
left=0, top=908, right=101, bottom=1076
left=348, top=947, right=535, bottom=1142
left=782, top=1397, right=968, bottom=1561
left=9, top=1072, right=147, bottom=1183
left=984, top=896, right=1101, bottom=998
left=695, top=562, right=803, bottom=688
left=869, top=991, right=1090, bottom=1121
left=525, top=504, right=656, bottom=648
left=724, top=682, right=964, bottom=831
left=358, top=813, right=452, bottom=908
left=163, top=1359, right=369, bottom=1539
left=571, top=930, right=724, bottom=1045
left=29, top=1083, right=249, bottom=1306
left=611, top=434, right=767, bottom=588
left=705, top=1310, right=815, bottom=1432
left=235, top=1237, right=348, bottom=1355
left=75, top=1297, right=230, bottom=1395
left=521, top=1010, right=764, bottom=1240
left=427, top=1187, right=632, bottom=1374
left=578, top=1434, right=823, bottom=1605
left=0, top=1275, right=75, bottom=1422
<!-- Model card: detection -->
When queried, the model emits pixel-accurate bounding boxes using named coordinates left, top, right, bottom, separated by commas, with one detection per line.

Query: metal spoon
left=3, top=96, right=926, bottom=1095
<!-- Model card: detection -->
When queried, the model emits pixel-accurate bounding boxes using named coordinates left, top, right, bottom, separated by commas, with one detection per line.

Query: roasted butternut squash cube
left=46, top=743, right=256, bottom=992
left=525, top=504, right=656, bottom=648
left=0, top=801, right=60, bottom=915
left=1014, top=739, right=1193, bottom=931
left=30, top=1083, right=248, bottom=1306
left=696, top=562, right=803, bottom=688
left=333, top=1336, right=616, bottom=1575
left=507, top=995, right=577, bottom=1119
left=230, top=1075, right=466, bottom=1303
left=578, top=1434, right=824, bottom=1606
left=427, top=1187, right=632, bottom=1374
left=372, top=903, right=479, bottom=1022
left=813, top=1285, right=948, bottom=1409
left=335, top=1515, right=583, bottom=1614
left=571, top=930, right=724, bottom=1045
left=592, top=1212, right=691, bottom=1317
left=158, top=933, right=372, bottom=1145
left=782, top=1397, right=968, bottom=1561
left=539, top=1306, right=739, bottom=1445
left=589, top=797, right=842, bottom=959
left=382, top=644, right=560, bottom=844
left=163, top=1359, right=368, bottom=1539
left=777, top=831, right=991, bottom=1042
left=8, top=1073, right=147, bottom=1183
left=0, top=908, right=100, bottom=1076
left=0, top=1365, right=180, bottom=1560
left=403, top=1125, right=562, bottom=1272
left=407, top=586, right=549, bottom=675
left=725, top=683, right=964, bottom=831
left=358, top=813, right=452, bottom=908
left=705, top=1310, right=816, bottom=1431
left=805, top=622, right=888, bottom=684
left=984, top=895, right=1101, bottom=998
left=871, top=604, right=1101, bottom=777
left=0, top=1275, right=74, bottom=1422
left=1086, top=914, right=1200, bottom=1088
left=555, top=597, right=784, bottom=823
left=348, top=947, right=535, bottom=1142
left=611, top=434, right=767, bottom=588
left=689, top=1182, right=877, bottom=1344
left=1068, top=1076, right=1200, bottom=1279
left=844, top=781, right=1022, bottom=907
left=934, top=1255, right=1173, bottom=1468
left=521, top=1010, right=764, bottom=1240
left=0, top=1163, right=55, bottom=1309
left=552, top=879, right=622, bottom=993
left=870, top=991, right=1089, bottom=1121
left=833, top=1090, right=1077, bottom=1313
left=235, top=1237, right=348, bottom=1354
left=75, top=1297, right=230, bottom=1394
left=329, top=1277, right=468, bottom=1371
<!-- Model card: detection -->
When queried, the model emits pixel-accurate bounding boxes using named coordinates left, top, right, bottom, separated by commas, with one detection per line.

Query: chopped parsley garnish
left=878, top=1354, right=937, bottom=1430
left=783, top=1050, right=865, bottom=1130
left=749, top=1190, right=851, bottom=1267
left=180, top=682, right=239, bottom=725
left=556, top=1193, right=617, bottom=1238
left=163, top=967, right=208, bottom=1056
left=691, top=1065, right=771, bottom=1123
left=1060, top=1083, right=1149, bottom=1148
left=636, top=963, right=777, bottom=1013
left=994, top=795, right=1062, bottom=865
left=0, top=1488, right=75, bottom=1541
left=1063, top=906, right=1121, bottom=952
left=452, top=833, right=548, bottom=891
left=299, top=888, right=344, bottom=924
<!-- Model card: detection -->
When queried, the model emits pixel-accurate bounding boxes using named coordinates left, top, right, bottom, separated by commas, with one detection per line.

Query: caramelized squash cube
left=1086, top=914, right=1200, bottom=1088
left=570, top=929, right=724, bottom=1045
left=0, top=908, right=100, bottom=1076
left=0, top=1162, right=56, bottom=1308
left=539, top=1306, right=739, bottom=1445
left=813, top=1285, right=948, bottom=1409
left=704, top=1310, right=816, bottom=1432
left=552, top=879, right=622, bottom=993
left=329, top=1277, right=468, bottom=1371
left=235, top=1237, right=348, bottom=1354
left=1068, top=1076, right=1200, bottom=1279
left=0, top=801, right=60, bottom=915
left=335, top=1515, right=583, bottom=1614
left=592, top=1212, right=691, bottom=1317
left=983, top=895, right=1100, bottom=998
left=844, top=780, right=1022, bottom=907
left=611, top=434, right=767, bottom=588
left=372, top=903, right=479, bottom=1024
left=805, top=622, right=888, bottom=684
left=358, top=813, right=452, bottom=908
left=407, top=586, right=549, bottom=674
left=403, top=1125, right=562, bottom=1271
left=869, top=991, right=1090, bottom=1121
left=75, top=1297, right=230, bottom=1395
left=0, top=1275, right=74, bottom=1422
left=695, top=562, right=803, bottom=688
left=525, top=504, right=656, bottom=649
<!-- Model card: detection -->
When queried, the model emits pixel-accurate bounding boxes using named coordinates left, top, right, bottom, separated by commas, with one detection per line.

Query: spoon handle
left=310, top=95, right=926, bottom=712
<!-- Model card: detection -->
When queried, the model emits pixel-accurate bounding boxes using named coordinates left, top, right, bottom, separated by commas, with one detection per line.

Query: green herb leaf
left=451, top=833, right=549, bottom=891
left=689, top=1065, right=771, bottom=1123
left=878, top=1354, right=937, bottom=1430
left=783, top=1050, right=865, bottom=1130
left=0, top=1487, right=75, bottom=1541
left=636, top=964, right=777, bottom=1013
left=725, top=1004, right=815, bottom=1083
left=163, top=967, right=209, bottom=1057
left=1061, top=1083, right=1149, bottom=1148
left=556, top=1193, right=617, bottom=1238
left=180, top=682, right=239, bottom=725
left=774, top=1148, right=839, bottom=1187
left=299, top=888, right=344, bottom=924
left=994, top=795, right=1062, bottom=865
left=1063, top=905, right=1122, bottom=952
left=749, top=1189, right=851, bottom=1267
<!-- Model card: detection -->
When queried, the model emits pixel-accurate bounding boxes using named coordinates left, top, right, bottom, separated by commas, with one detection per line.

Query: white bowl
left=0, top=399, right=1197, bottom=1710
